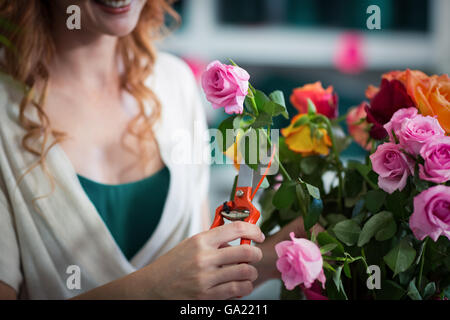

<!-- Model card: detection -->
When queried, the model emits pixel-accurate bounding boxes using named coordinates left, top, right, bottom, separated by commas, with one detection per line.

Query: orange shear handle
left=210, top=187, right=261, bottom=246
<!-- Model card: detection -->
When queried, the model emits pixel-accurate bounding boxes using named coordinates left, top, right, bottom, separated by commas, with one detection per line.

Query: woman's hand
left=252, top=217, right=324, bottom=286
left=143, top=221, right=265, bottom=299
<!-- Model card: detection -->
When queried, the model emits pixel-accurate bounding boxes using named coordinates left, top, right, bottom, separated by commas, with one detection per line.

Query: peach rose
left=346, top=102, right=372, bottom=150
left=290, top=82, right=338, bottom=119
left=383, top=70, right=450, bottom=133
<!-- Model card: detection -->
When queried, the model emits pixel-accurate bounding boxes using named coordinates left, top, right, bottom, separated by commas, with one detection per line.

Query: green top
left=77, top=166, right=170, bottom=260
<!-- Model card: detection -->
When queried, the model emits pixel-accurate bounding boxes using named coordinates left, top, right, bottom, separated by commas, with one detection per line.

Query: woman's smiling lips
left=93, top=0, right=133, bottom=14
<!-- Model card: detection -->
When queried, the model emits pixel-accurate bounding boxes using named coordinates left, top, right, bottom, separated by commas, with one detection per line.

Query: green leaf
left=307, top=99, right=317, bottom=115
left=272, top=183, right=296, bottom=209
left=422, top=282, right=436, bottom=300
left=343, top=262, right=352, bottom=278
left=269, top=90, right=285, bottom=107
left=364, top=189, right=386, bottom=213
left=320, top=243, right=338, bottom=255
left=279, top=208, right=300, bottom=221
left=333, top=266, right=343, bottom=291
left=251, top=111, right=272, bottom=129
left=333, top=219, right=361, bottom=246
left=254, top=89, right=270, bottom=106
left=348, top=160, right=370, bottom=177
left=407, top=279, right=422, bottom=300
left=293, top=115, right=309, bottom=127
left=413, top=163, right=430, bottom=192
left=269, top=90, right=289, bottom=119
left=317, top=231, right=345, bottom=256
left=374, top=218, right=397, bottom=241
left=244, top=96, right=255, bottom=114
left=385, top=190, right=409, bottom=220
left=325, top=214, right=347, bottom=227
left=217, top=116, right=236, bottom=151
left=358, top=211, right=396, bottom=247
left=304, top=198, right=323, bottom=230
left=280, top=283, right=304, bottom=300
left=377, top=280, right=406, bottom=300
left=323, top=261, right=336, bottom=272
left=305, top=183, right=321, bottom=200
left=384, top=239, right=416, bottom=276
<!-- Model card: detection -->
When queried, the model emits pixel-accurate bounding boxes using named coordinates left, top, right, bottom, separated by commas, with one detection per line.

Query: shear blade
left=221, top=210, right=250, bottom=221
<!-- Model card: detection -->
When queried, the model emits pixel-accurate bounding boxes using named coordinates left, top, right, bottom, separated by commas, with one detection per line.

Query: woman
left=0, top=0, right=315, bottom=299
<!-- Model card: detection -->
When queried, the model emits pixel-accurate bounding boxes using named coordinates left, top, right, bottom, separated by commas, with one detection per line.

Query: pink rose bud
left=275, top=232, right=326, bottom=291
left=201, top=60, right=250, bottom=115
left=370, top=142, right=414, bottom=194
left=397, top=114, right=445, bottom=155
left=383, top=107, right=418, bottom=142
left=410, top=185, right=450, bottom=242
left=419, top=135, right=450, bottom=183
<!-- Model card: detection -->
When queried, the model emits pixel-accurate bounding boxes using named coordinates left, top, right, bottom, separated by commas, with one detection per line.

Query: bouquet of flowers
left=201, top=60, right=450, bottom=300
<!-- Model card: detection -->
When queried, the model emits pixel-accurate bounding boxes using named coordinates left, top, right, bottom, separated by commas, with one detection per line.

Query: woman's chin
left=98, top=22, right=138, bottom=37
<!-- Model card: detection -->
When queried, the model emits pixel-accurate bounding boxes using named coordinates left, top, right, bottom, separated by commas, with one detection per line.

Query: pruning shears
left=210, top=149, right=275, bottom=245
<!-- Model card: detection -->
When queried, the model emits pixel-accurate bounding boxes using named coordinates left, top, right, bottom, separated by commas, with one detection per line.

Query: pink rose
left=370, top=142, right=414, bottom=194
left=384, top=107, right=418, bottom=142
left=419, top=136, right=450, bottom=183
left=275, top=232, right=326, bottom=290
left=410, top=185, right=450, bottom=241
left=201, top=60, right=250, bottom=114
left=397, top=114, right=445, bottom=155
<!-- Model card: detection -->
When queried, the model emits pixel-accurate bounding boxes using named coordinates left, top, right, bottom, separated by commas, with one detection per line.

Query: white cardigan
left=0, top=52, right=210, bottom=299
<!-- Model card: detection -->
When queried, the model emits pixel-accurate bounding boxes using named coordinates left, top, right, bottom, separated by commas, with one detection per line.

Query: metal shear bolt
left=236, top=190, right=244, bottom=197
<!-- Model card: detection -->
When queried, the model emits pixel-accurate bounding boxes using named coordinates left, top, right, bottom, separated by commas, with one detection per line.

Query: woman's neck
left=48, top=15, right=120, bottom=91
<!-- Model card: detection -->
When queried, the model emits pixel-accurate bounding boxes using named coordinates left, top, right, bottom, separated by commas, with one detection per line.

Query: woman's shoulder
left=151, top=51, right=198, bottom=93
left=149, top=51, right=204, bottom=118
left=154, top=51, right=194, bottom=78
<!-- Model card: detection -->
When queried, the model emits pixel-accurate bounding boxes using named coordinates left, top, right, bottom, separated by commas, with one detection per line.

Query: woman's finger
left=205, top=221, right=265, bottom=248
left=212, top=244, right=262, bottom=266
left=206, top=280, right=254, bottom=300
left=206, top=263, right=258, bottom=288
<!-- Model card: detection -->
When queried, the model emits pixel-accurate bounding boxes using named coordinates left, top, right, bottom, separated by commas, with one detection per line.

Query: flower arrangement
left=201, top=60, right=450, bottom=300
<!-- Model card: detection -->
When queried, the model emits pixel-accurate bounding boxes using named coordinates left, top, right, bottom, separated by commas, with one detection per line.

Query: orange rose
left=382, top=70, right=450, bottom=133
left=290, top=82, right=338, bottom=119
left=281, top=114, right=332, bottom=156
left=346, top=102, right=372, bottom=151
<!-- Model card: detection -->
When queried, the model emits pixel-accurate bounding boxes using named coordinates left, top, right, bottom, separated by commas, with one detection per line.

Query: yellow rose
left=224, top=130, right=243, bottom=169
left=281, top=114, right=332, bottom=156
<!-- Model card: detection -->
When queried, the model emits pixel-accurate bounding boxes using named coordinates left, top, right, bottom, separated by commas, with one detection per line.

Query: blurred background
left=156, top=0, right=450, bottom=299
